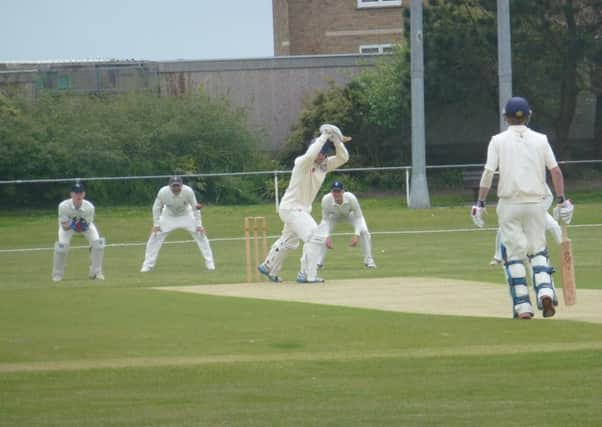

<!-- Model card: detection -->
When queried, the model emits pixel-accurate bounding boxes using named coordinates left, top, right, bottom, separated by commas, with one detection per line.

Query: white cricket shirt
left=484, top=125, right=558, bottom=202
left=58, top=199, right=95, bottom=226
left=321, top=192, right=364, bottom=234
left=279, top=135, right=349, bottom=211
left=152, top=185, right=201, bottom=226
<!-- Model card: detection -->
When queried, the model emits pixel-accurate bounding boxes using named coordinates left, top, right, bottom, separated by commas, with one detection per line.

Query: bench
left=462, top=170, right=498, bottom=201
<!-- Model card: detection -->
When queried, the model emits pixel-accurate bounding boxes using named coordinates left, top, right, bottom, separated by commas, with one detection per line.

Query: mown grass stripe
left=3, top=341, right=602, bottom=373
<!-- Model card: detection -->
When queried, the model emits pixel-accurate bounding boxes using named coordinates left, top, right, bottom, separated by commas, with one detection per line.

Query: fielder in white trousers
left=317, top=182, right=376, bottom=269
left=141, top=177, right=215, bottom=272
left=52, top=182, right=105, bottom=282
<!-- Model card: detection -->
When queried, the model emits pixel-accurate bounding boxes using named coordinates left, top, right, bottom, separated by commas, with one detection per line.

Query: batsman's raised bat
left=559, top=222, right=576, bottom=305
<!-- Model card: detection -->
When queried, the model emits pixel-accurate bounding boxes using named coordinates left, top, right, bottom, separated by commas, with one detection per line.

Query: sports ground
left=1, top=200, right=601, bottom=426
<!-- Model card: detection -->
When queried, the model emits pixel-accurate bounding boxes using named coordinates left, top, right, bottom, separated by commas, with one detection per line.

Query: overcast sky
left=1, top=0, right=274, bottom=62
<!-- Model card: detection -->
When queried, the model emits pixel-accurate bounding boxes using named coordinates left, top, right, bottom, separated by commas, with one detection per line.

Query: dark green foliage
left=279, top=47, right=412, bottom=170
left=281, top=0, right=600, bottom=173
left=0, top=91, right=270, bottom=207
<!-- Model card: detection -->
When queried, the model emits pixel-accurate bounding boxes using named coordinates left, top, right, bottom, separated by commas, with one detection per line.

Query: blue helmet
left=503, top=97, right=531, bottom=119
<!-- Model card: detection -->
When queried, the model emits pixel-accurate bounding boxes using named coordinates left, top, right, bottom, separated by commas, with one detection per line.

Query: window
left=359, top=44, right=394, bottom=54
left=357, top=0, right=402, bottom=8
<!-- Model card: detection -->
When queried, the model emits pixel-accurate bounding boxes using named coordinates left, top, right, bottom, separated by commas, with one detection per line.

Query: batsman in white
left=52, top=182, right=105, bottom=281
left=317, top=181, right=376, bottom=269
left=140, top=176, right=215, bottom=272
left=489, top=184, right=561, bottom=265
left=258, top=124, right=350, bottom=283
left=471, top=96, right=574, bottom=319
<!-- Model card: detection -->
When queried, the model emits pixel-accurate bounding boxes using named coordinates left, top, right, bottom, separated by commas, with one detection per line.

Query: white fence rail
left=1, top=160, right=600, bottom=209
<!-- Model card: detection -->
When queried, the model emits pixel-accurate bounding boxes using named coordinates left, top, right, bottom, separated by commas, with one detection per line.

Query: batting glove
left=553, top=199, right=574, bottom=224
left=470, top=203, right=486, bottom=228
left=319, top=124, right=351, bottom=143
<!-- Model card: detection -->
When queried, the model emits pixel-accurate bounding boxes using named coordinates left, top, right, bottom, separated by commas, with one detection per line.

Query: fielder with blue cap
left=316, top=181, right=376, bottom=269
left=52, top=181, right=106, bottom=281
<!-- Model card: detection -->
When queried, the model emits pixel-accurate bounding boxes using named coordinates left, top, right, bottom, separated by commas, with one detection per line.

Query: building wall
left=273, top=0, right=404, bottom=56
left=158, top=55, right=378, bottom=149
left=1, top=56, right=597, bottom=161
left=0, top=56, right=378, bottom=150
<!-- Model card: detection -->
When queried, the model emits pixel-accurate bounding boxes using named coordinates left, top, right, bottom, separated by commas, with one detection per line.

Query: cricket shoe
left=514, top=302, right=534, bottom=319
left=140, top=266, right=152, bottom=273
left=89, top=273, right=105, bottom=280
left=365, top=259, right=377, bottom=269
left=296, top=272, right=324, bottom=284
left=257, top=263, right=282, bottom=283
left=541, top=296, right=556, bottom=318
left=52, top=275, right=63, bottom=282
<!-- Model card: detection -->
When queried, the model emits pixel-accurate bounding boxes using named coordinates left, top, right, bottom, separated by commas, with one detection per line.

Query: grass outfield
left=1, top=199, right=601, bottom=426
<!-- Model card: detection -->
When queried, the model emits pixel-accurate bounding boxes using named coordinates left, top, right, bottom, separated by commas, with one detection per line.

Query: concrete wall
left=1, top=56, right=597, bottom=160
left=0, top=55, right=378, bottom=150
left=157, top=55, right=378, bottom=149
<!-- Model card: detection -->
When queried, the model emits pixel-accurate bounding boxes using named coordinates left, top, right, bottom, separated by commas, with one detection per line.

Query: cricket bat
left=559, top=222, right=576, bottom=305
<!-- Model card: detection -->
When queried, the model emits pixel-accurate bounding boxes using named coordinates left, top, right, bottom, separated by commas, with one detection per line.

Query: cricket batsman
left=258, top=124, right=350, bottom=283
left=52, top=181, right=105, bottom=281
left=471, top=96, right=574, bottom=319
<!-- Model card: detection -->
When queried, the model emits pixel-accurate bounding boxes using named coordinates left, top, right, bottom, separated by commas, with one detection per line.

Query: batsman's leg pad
left=300, top=231, right=327, bottom=281
left=264, top=236, right=299, bottom=276
left=529, top=250, right=558, bottom=309
left=505, top=260, right=533, bottom=318
left=89, top=238, right=105, bottom=278
left=52, top=242, right=69, bottom=280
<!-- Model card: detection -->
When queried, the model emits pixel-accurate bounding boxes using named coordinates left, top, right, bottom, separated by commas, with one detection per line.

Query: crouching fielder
left=140, top=176, right=215, bottom=272
left=258, top=124, right=350, bottom=283
left=318, top=181, right=376, bottom=269
left=52, top=182, right=105, bottom=281
left=470, top=96, right=574, bottom=319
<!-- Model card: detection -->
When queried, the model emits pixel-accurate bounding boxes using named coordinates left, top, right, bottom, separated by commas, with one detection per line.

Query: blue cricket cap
left=503, top=97, right=531, bottom=119
left=71, top=182, right=85, bottom=193
left=331, top=181, right=344, bottom=191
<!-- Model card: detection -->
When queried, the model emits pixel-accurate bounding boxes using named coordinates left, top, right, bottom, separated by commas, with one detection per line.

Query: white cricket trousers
left=317, top=217, right=373, bottom=265
left=496, top=200, right=546, bottom=260
left=273, top=208, right=326, bottom=280
left=141, top=213, right=215, bottom=271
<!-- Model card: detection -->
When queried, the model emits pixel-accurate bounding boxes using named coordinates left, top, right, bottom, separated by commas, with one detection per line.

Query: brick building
left=273, top=0, right=404, bottom=56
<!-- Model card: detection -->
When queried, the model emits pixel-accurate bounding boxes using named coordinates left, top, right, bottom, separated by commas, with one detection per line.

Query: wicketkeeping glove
left=553, top=199, right=574, bottom=224
left=70, top=218, right=88, bottom=232
left=470, top=205, right=486, bottom=228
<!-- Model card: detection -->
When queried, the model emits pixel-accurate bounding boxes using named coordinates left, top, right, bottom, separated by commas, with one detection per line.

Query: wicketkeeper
left=471, top=96, right=573, bottom=319
left=258, top=124, right=350, bottom=283
left=317, top=181, right=376, bottom=269
left=140, top=176, right=215, bottom=272
left=52, top=181, right=105, bottom=281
